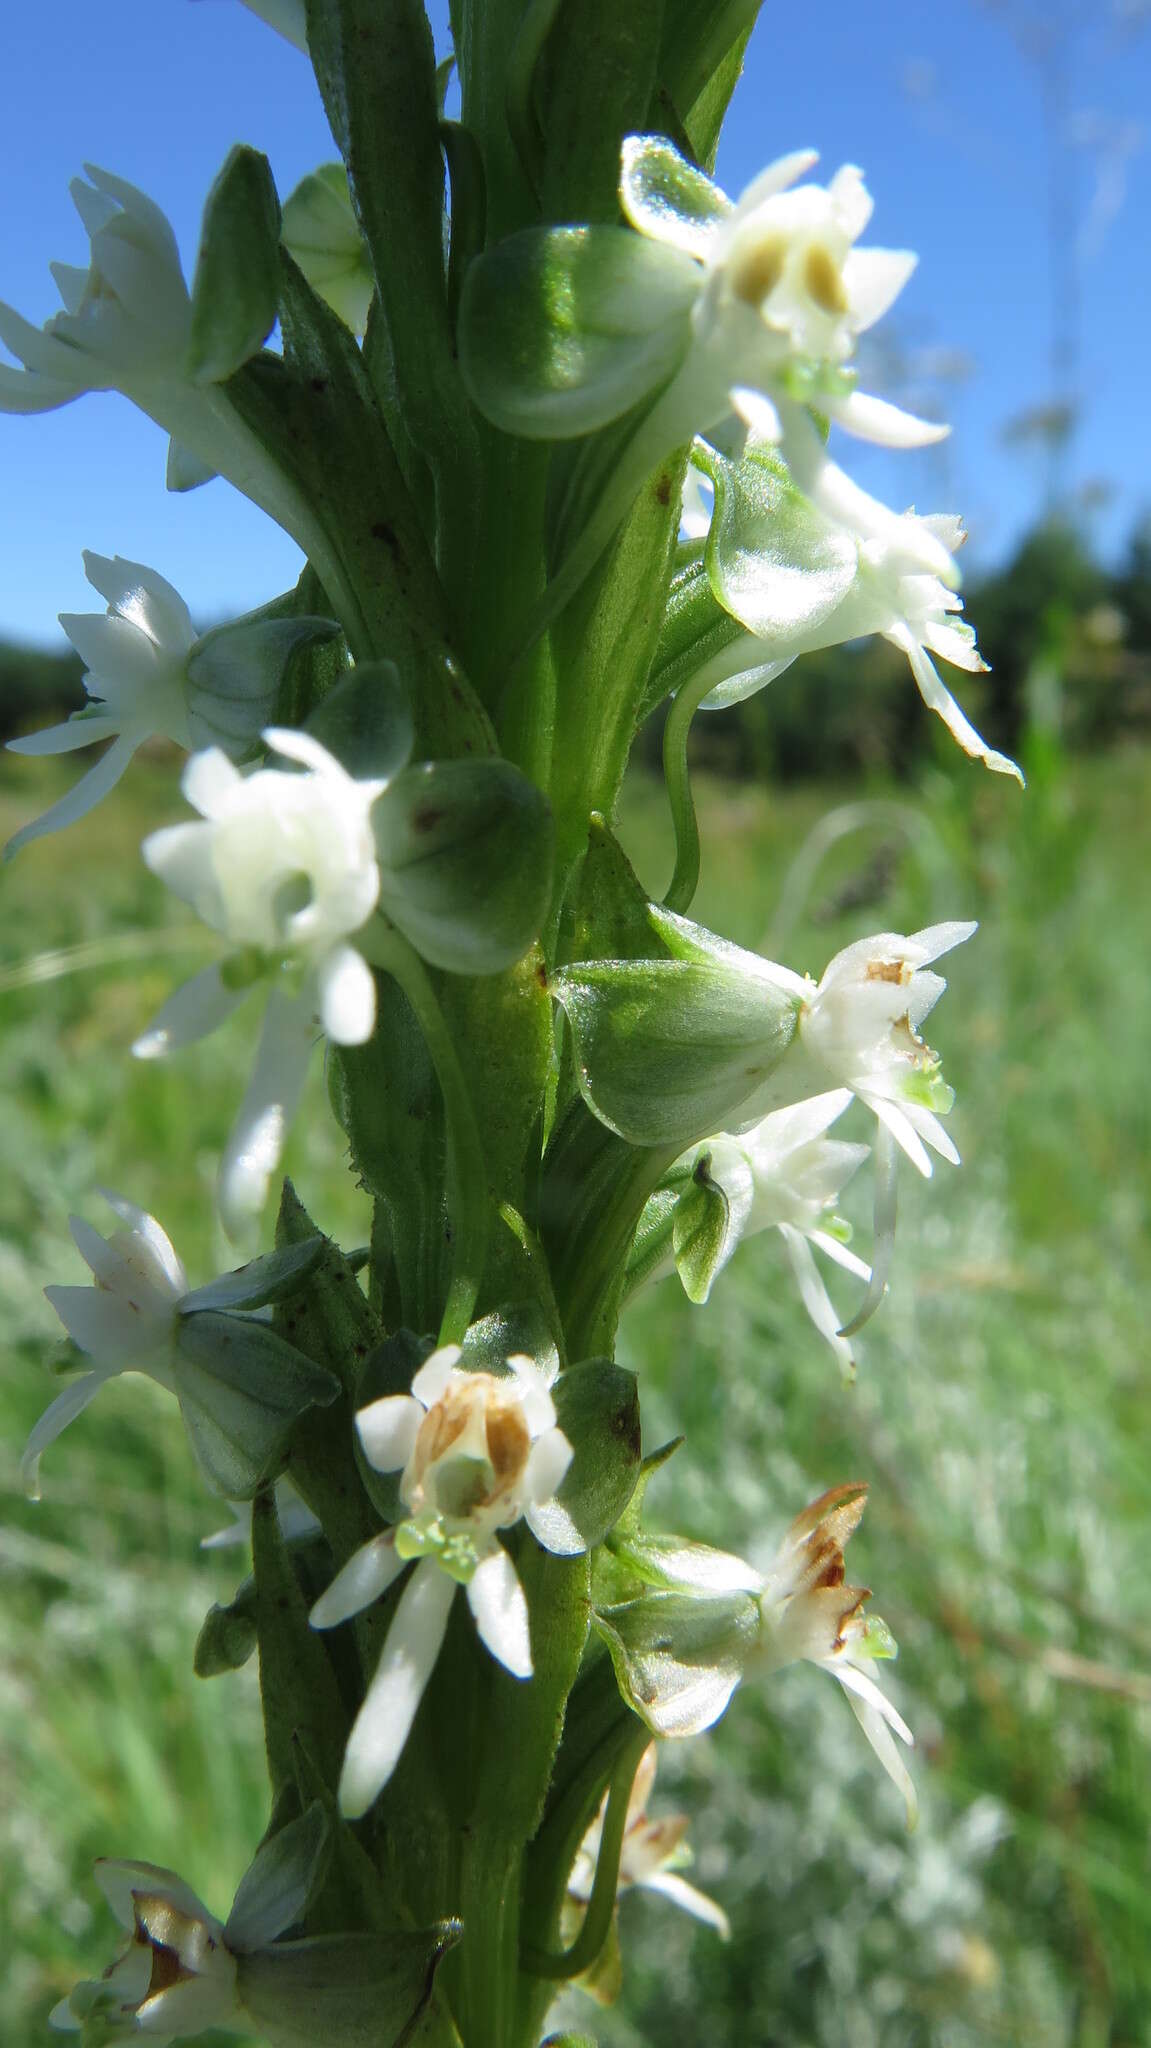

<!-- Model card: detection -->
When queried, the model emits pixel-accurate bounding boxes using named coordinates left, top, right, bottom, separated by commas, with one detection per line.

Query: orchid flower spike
left=621, top=136, right=947, bottom=453
left=5, top=554, right=197, bottom=858
left=759, top=1485, right=917, bottom=1825
left=49, top=1861, right=240, bottom=2041
left=135, top=731, right=386, bottom=1237
left=311, top=1346, right=574, bottom=1817
left=688, top=1093, right=871, bottom=1378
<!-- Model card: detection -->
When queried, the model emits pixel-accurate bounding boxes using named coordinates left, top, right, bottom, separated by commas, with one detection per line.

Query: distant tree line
left=3, top=514, right=1151, bottom=780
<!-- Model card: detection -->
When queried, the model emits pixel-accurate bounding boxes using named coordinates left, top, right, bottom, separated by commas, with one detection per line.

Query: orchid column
left=2, top=2, right=1016, bottom=2044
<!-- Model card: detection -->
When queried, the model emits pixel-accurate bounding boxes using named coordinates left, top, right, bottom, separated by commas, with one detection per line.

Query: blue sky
left=1, top=0, right=1149, bottom=645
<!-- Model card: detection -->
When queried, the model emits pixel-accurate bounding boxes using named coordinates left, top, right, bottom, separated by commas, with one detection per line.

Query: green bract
left=460, top=226, right=698, bottom=439
left=552, top=906, right=804, bottom=1146
left=188, top=144, right=283, bottom=384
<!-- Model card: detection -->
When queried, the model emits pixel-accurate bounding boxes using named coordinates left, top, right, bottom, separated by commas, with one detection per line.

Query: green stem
left=363, top=922, right=489, bottom=1345
left=662, top=663, right=721, bottom=916
left=520, top=1723, right=649, bottom=1980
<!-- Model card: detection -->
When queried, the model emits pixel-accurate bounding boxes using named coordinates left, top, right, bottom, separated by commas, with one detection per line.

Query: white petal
left=132, top=964, right=249, bottom=1059
left=43, top=1284, right=159, bottom=1364
left=905, top=919, right=979, bottom=966
left=505, top=1353, right=557, bottom=1432
left=21, top=1370, right=110, bottom=1498
left=900, top=1098, right=961, bottom=1167
left=807, top=1229, right=872, bottom=1283
left=638, top=1869, right=731, bottom=1939
left=218, top=992, right=315, bottom=1240
left=522, top=1426, right=573, bottom=1506
left=843, top=1687, right=919, bottom=1827
left=734, top=149, right=820, bottom=214
left=730, top=385, right=782, bottom=443
left=82, top=550, right=194, bottom=650
left=355, top=1394, right=424, bottom=1474
left=48, top=1997, right=81, bottom=2031
left=869, top=1095, right=933, bottom=1178
left=310, top=1532, right=404, bottom=1628
left=833, top=1656, right=914, bottom=1745
left=836, top=1116, right=897, bottom=1339
left=4, top=734, right=136, bottom=858
left=779, top=1223, right=855, bottom=1380
left=262, top=724, right=352, bottom=781
left=0, top=361, right=81, bottom=412
left=466, top=1546, right=533, bottom=1678
left=830, top=389, right=951, bottom=448
left=901, top=634, right=1024, bottom=781
left=410, top=1344, right=462, bottom=1408
left=827, top=162, right=873, bottom=239
left=182, top=745, right=243, bottom=819
left=94, top=1859, right=213, bottom=1934
left=841, top=247, right=917, bottom=331
left=8, top=716, right=120, bottom=756
left=0, top=296, right=90, bottom=380
left=318, top=943, right=376, bottom=1045
left=97, top=1192, right=187, bottom=1293
left=338, top=1558, right=455, bottom=1817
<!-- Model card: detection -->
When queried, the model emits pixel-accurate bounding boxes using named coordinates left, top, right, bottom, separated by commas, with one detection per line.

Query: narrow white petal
left=830, top=389, right=951, bottom=448
left=132, top=964, right=249, bottom=1060
left=8, top=716, right=120, bottom=756
left=263, top=725, right=353, bottom=780
left=638, top=1869, right=731, bottom=1939
left=0, top=296, right=90, bottom=379
left=522, top=1426, right=573, bottom=1507
left=21, top=1370, right=110, bottom=1498
left=834, top=1658, right=914, bottom=1745
left=4, top=734, right=136, bottom=858
left=355, top=1394, right=424, bottom=1474
left=94, top=1859, right=213, bottom=1935
left=505, top=1353, right=557, bottom=1431
left=869, top=1096, right=933, bottom=1179
left=218, top=993, right=315, bottom=1239
left=410, top=1344, right=461, bottom=1408
left=0, top=362, right=81, bottom=412
left=730, top=385, right=782, bottom=443
left=836, top=1117, right=898, bottom=1338
left=779, top=1223, right=854, bottom=1379
left=338, top=1558, right=455, bottom=1817
left=310, top=1532, right=404, bottom=1628
left=843, top=1688, right=919, bottom=1827
left=82, top=551, right=194, bottom=650
left=318, top=943, right=376, bottom=1045
left=900, top=1098, right=961, bottom=1167
left=901, top=635, right=1024, bottom=781
left=807, top=1229, right=872, bottom=1283
left=48, top=1996, right=82, bottom=2031
left=467, top=1546, right=533, bottom=1678
left=905, top=919, right=979, bottom=965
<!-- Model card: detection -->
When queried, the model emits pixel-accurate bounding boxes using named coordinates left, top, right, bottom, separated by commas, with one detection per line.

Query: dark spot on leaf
left=655, top=476, right=671, bottom=506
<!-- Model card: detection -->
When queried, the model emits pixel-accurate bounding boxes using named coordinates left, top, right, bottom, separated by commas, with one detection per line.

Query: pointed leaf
left=174, top=1311, right=339, bottom=1498
left=226, top=1803, right=331, bottom=1953
left=672, top=1160, right=732, bottom=1304
left=609, top=1530, right=763, bottom=1598
left=188, top=145, right=282, bottom=384
left=181, top=1236, right=327, bottom=1314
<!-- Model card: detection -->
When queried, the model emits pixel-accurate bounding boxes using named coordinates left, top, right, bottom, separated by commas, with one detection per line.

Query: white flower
left=22, top=1193, right=187, bottom=1498
left=692, top=1092, right=871, bottom=1377
left=135, top=730, right=385, bottom=1235
left=50, top=1860, right=239, bottom=2040
left=311, top=1345, right=574, bottom=1817
left=568, top=1742, right=730, bottom=1942
left=760, top=1484, right=916, bottom=1825
left=788, top=921, right=976, bottom=1180
left=688, top=427, right=1021, bottom=780
left=237, top=0, right=308, bottom=48
left=621, top=138, right=946, bottom=453
left=0, top=168, right=192, bottom=415
left=5, top=554, right=197, bottom=858
left=282, top=166, right=374, bottom=335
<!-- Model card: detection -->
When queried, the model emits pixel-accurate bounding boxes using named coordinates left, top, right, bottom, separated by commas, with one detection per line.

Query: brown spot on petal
left=729, top=234, right=787, bottom=308
left=866, top=958, right=910, bottom=985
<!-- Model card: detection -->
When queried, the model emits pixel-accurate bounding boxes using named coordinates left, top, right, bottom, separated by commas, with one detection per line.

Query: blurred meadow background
left=3, top=2, right=1151, bottom=2045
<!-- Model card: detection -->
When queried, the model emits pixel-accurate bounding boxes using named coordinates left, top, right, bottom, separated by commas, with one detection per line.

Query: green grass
left=2, top=740, right=1149, bottom=2045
